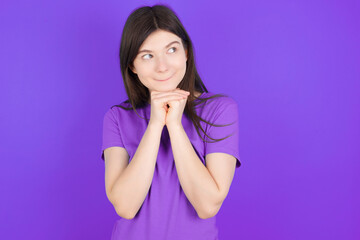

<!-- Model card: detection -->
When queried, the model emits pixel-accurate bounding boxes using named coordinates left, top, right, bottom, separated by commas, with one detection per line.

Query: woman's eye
left=168, top=47, right=177, bottom=53
left=142, top=54, right=152, bottom=60
left=141, top=47, right=176, bottom=60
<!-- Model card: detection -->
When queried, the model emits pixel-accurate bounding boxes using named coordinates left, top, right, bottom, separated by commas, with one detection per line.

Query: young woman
left=101, top=4, right=241, bottom=240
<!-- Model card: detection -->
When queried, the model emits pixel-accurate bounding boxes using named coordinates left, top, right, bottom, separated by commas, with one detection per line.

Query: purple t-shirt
left=101, top=91, right=241, bottom=240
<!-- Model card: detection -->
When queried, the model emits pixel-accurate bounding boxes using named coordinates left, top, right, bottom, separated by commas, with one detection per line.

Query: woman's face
left=131, top=29, right=188, bottom=94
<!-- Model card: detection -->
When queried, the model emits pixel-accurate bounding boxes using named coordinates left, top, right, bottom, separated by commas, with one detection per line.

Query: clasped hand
left=149, top=88, right=190, bottom=128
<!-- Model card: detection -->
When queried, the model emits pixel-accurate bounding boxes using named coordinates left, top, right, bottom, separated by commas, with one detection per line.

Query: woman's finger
left=152, top=89, right=189, bottom=97
left=152, top=94, right=187, bottom=104
left=151, top=92, right=187, bottom=99
left=151, top=92, right=187, bottom=101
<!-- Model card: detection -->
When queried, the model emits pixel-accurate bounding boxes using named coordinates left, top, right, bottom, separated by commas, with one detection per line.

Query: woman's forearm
left=110, top=123, right=163, bottom=219
left=167, top=123, right=223, bottom=219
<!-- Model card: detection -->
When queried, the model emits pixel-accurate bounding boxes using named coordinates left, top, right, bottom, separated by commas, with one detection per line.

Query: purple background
left=1, top=0, right=359, bottom=239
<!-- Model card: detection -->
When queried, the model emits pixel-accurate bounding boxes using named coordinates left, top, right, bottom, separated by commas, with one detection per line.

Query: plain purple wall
left=1, top=0, right=359, bottom=239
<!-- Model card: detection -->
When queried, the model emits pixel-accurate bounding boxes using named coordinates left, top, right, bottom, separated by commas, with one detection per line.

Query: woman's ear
left=185, top=49, right=188, bottom=61
left=129, top=65, right=137, bottom=74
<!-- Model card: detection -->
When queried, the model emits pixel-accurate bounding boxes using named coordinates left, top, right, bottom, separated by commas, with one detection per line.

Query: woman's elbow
left=114, top=204, right=136, bottom=220
left=107, top=193, right=136, bottom=219
left=197, top=204, right=221, bottom=219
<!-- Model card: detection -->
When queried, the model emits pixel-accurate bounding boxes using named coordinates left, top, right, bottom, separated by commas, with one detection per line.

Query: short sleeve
left=204, top=98, right=241, bottom=168
left=101, top=108, right=125, bottom=161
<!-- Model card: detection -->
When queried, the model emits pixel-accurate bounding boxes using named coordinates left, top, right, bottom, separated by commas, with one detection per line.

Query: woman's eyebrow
left=138, top=41, right=180, bottom=54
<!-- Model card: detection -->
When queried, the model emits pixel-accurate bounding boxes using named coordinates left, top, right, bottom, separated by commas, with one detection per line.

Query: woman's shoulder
left=197, top=91, right=238, bottom=109
left=106, top=100, right=150, bottom=121
left=103, top=100, right=134, bottom=118
left=195, top=92, right=239, bottom=125
left=110, top=100, right=133, bottom=110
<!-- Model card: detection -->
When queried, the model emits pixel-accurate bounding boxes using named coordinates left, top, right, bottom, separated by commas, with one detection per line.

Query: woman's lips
left=156, top=74, right=173, bottom=81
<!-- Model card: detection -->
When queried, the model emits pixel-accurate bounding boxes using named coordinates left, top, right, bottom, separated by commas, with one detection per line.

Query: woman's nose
left=155, top=56, right=169, bottom=72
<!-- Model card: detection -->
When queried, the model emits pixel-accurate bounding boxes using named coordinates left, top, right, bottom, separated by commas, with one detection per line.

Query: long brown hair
left=113, top=4, right=234, bottom=143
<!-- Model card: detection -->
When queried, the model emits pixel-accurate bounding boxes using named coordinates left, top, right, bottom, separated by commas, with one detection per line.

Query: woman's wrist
left=148, top=121, right=165, bottom=132
left=166, top=122, right=183, bottom=131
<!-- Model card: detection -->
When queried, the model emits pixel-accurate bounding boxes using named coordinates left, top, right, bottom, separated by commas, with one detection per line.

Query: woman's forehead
left=139, top=30, right=181, bottom=50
